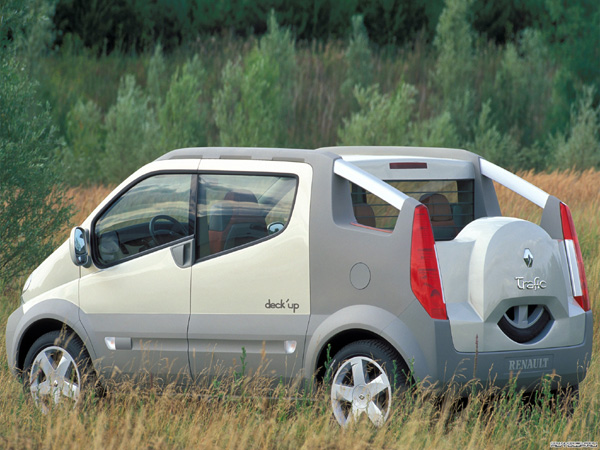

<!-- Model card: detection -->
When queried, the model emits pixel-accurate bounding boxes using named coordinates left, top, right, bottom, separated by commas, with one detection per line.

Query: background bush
left=338, top=83, right=418, bottom=146
left=3, top=0, right=599, bottom=188
left=213, top=12, right=296, bottom=147
left=552, top=87, right=600, bottom=170
left=159, top=55, right=209, bottom=150
left=340, top=15, right=373, bottom=99
left=0, top=0, right=72, bottom=288
left=50, top=0, right=591, bottom=52
left=102, top=74, right=160, bottom=184
left=432, top=0, right=476, bottom=143
left=64, top=99, right=105, bottom=184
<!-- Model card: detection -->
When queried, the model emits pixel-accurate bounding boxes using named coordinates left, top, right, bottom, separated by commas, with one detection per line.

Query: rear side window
left=196, top=174, right=297, bottom=259
left=351, top=179, right=474, bottom=240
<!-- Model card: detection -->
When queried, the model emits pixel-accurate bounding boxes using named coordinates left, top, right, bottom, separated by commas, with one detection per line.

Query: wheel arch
left=17, top=319, right=78, bottom=373
left=313, top=328, right=389, bottom=381
left=305, top=304, right=432, bottom=382
left=11, top=299, right=96, bottom=376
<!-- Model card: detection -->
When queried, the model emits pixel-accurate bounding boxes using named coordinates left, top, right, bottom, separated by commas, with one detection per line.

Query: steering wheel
left=149, top=215, right=187, bottom=244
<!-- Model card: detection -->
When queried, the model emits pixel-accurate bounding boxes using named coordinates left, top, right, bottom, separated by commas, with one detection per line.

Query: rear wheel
left=23, top=330, right=96, bottom=414
left=329, top=340, right=409, bottom=427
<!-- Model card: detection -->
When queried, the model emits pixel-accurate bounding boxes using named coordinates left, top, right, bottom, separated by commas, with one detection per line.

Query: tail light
left=560, top=202, right=590, bottom=311
left=410, top=205, right=448, bottom=320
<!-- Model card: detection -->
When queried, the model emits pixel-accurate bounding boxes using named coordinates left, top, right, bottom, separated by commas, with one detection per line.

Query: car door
left=188, top=159, right=312, bottom=382
left=79, top=172, right=196, bottom=384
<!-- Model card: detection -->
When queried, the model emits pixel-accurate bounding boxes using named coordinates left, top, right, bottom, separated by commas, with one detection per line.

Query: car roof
left=157, top=147, right=330, bottom=164
left=158, top=146, right=481, bottom=165
left=318, top=146, right=479, bottom=163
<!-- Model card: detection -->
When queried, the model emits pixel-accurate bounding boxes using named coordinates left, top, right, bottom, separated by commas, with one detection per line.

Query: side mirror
left=69, top=227, right=91, bottom=267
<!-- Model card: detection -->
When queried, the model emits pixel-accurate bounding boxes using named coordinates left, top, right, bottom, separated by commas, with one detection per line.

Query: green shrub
left=259, top=11, right=296, bottom=94
left=147, top=44, right=168, bottom=107
left=552, top=86, right=600, bottom=170
left=469, top=100, right=520, bottom=169
left=337, top=83, right=418, bottom=146
left=490, top=29, right=552, bottom=147
left=0, top=0, right=72, bottom=288
left=19, top=0, right=57, bottom=67
left=159, top=55, right=209, bottom=150
left=468, top=99, right=548, bottom=170
left=434, top=0, right=474, bottom=95
left=0, top=56, right=72, bottom=287
left=543, top=0, right=600, bottom=132
left=412, top=111, right=460, bottom=148
left=102, top=75, right=160, bottom=184
left=64, top=99, right=105, bottom=184
left=213, top=11, right=295, bottom=147
left=339, top=81, right=463, bottom=149
left=341, top=15, right=373, bottom=98
left=433, top=0, right=476, bottom=141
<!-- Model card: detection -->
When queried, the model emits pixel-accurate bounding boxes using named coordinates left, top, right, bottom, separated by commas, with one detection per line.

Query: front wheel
left=329, top=340, right=409, bottom=427
left=23, top=330, right=96, bottom=414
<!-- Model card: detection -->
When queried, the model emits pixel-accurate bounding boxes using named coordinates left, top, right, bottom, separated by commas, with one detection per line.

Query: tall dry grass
left=495, top=169, right=600, bottom=221
left=1, top=169, right=598, bottom=449
left=66, top=185, right=114, bottom=227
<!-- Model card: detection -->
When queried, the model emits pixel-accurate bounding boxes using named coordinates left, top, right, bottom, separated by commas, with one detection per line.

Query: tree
left=213, top=11, right=296, bottom=147
left=0, top=0, right=72, bottom=289
left=0, top=57, right=72, bottom=288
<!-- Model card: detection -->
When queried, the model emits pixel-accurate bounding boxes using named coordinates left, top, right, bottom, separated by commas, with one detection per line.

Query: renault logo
left=523, top=248, right=533, bottom=268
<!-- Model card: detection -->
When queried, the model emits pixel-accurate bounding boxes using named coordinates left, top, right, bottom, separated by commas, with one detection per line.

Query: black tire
left=498, top=306, right=551, bottom=343
left=23, top=330, right=97, bottom=413
left=328, top=339, right=409, bottom=426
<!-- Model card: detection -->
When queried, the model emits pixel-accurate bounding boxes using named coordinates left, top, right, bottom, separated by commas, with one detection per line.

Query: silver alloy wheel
left=29, top=345, right=82, bottom=414
left=330, top=356, right=392, bottom=427
left=503, top=305, right=545, bottom=330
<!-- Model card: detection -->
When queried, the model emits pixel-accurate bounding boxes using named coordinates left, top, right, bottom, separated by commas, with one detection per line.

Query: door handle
left=170, top=239, right=194, bottom=268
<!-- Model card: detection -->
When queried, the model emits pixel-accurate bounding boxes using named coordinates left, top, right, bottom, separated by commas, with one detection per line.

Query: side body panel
left=76, top=160, right=200, bottom=383
left=188, top=160, right=312, bottom=381
left=79, top=243, right=192, bottom=382
left=303, top=154, right=437, bottom=378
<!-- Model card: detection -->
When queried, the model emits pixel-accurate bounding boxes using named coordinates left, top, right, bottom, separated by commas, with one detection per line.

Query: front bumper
left=5, top=305, right=24, bottom=376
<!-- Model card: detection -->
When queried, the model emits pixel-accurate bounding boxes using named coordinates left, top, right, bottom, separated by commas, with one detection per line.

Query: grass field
left=1, top=170, right=598, bottom=449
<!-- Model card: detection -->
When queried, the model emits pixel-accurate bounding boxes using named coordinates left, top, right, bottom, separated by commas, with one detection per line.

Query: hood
left=22, top=240, right=80, bottom=304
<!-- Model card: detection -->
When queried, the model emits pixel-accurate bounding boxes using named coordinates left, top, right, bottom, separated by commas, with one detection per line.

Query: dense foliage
left=0, top=0, right=72, bottom=287
left=49, top=0, right=589, bottom=52
left=1, top=0, right=599, bottom=277
left=36, top=0, right=597, bottom=185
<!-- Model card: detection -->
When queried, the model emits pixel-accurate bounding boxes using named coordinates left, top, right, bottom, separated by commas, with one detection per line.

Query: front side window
left=196, top=174, right=297, bottom=258
left=94, top=174, right=193, bottom=265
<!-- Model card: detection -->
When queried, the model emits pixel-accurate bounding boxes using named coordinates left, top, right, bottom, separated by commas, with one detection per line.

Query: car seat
left=208, top=190, right=268, bottom=254
left=352, top=203, right=377, bottom=228
left=419, top=193, right=458, bottom=240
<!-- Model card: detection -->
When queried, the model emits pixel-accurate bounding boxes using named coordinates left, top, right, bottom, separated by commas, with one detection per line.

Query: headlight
left=23, top=272, right=33, bottom=293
